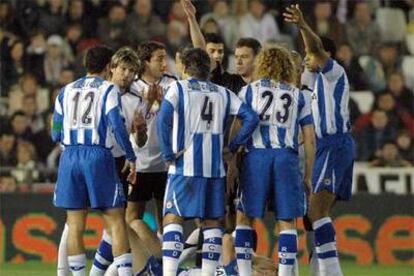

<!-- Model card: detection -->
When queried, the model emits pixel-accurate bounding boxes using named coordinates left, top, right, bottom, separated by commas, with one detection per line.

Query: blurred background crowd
left=0, top=0, right=413, bottom=193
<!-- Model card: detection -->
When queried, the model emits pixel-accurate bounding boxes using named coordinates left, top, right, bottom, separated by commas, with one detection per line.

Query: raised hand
left=181, top=0, right=196, bottom=19
left=283, top=4, right=306, bottom=28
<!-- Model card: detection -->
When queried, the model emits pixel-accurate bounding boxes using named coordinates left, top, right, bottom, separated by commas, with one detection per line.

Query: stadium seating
left=402, top=55, right=414, bottom=89
left=376, top=7, right=407, bottom=42
left=350, top=91, right=374, bottom=113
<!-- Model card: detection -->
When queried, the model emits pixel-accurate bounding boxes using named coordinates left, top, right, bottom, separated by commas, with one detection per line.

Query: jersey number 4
left=201, top=96, right=213, bottom=128
left=72, top=91, right=95, bottom=127
left=259, top=91, right=292, bottom=126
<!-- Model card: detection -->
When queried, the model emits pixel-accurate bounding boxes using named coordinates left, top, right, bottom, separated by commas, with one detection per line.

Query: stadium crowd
left=0, top=0, right=413, bottom=192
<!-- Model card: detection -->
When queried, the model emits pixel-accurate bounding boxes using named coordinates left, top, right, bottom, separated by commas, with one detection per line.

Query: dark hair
left=84, top=45, right=114, bottom=74
left=136, top=41, right=166, bottom=62
left=10, top=111, right=26, bottom=121
left=236, top=38, right=262, bottom=56
left=320, top=36, right=336, bottom=57
left=182, top=48, right=211, bottom=80
left=204, top=32, right=224, bottom=45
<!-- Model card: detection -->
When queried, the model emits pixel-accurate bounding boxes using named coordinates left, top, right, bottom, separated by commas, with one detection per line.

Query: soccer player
left=89, top=47, right=145, bottom=276
left=235, top=46, right=315, bottom=276
left=157, top=48, right=259, bottom=276
left=284, top=5, right=355, bottom=276
left=51, top=45, right=136, bottom=276
left=126, top=41, right=176, bottom=241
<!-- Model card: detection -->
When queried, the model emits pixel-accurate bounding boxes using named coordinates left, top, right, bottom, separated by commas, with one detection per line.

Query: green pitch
left=1, top=261, right=413, bottom=276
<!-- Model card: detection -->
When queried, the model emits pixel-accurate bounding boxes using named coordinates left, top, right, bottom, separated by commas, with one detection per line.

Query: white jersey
left=129, top=74, right=176, bottom=172
left=238, top=79, right=313, bottom=151
left=56, top=76, right=120, bottom=148
left=111, top=90, right=146, bottom=158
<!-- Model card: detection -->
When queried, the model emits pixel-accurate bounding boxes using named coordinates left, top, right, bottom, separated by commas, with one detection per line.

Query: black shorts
left=128, top=172, right=168, bottom=202
left=114, top=156, right=128, bottom=197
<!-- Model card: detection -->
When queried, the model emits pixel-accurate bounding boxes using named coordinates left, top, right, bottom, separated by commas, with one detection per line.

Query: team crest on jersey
left=166, top=201, right=173, bottom=209
left=188, top=81, right=201, bottom=91
left=323, top=178, right=332, bottom=185
left=311, top=92, right=317, bottom=101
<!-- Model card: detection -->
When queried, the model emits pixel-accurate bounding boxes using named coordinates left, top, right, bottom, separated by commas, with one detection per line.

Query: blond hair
left=110, top=47, right=140, bottom=73
left=253, top=46, right=296, bottom=85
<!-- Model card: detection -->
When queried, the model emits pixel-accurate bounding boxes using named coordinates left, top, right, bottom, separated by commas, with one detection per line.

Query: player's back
left=58, top=76, right=117, bottom=148
left=166, top=78, right=234, bottom=178
left=239, top=78, right=311, bottom=151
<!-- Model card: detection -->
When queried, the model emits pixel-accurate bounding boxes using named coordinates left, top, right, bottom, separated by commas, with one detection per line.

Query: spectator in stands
left=65, top=0, right=94, bottom=38
left=33, top=112, right=56, bottom=165
left=308, top=1, right=345, bottom=46
left=356, top=110, right=396, bottom=161
left=8, top=73, right=49, bottom=114
left=1, top=40, right=26, bottom=95
left=61, top=23, right=83, bottom=65
left=201, top=0, right=239, bottom=48
left=168, top=0, right=188, bottom=27
left=22, top=95, right=45, bottom=134
left=10, top=111, right=34, bottom=142
left=58, top=67, right=75, bottom=86
left=126, top=0, right=166, bottom=46
left=37, top=0, right=66, bottom=36
left=25, top=30, right=47, bottom=84
left=0, top=129, right=17, bottom=167
left=238, top=0, right=281, bottom=45
left=0, top=1, right=19, bottom=35
left=336, top=42, right=368, bottom=90
left=165, top=20, right=188, bottom=60
left=97, top=3, right=128, bottom=50
left=370, top=141, right=412, bottom=167
left=13, top=1, right=40, bottom=39
left=44, top=35, right=70, bottom=85
left=345, top=1, right=382, bottom=56
left=200, top=17, right=221, bottom=35
left=396, top=130, right=414, bottom=163
left=11, top=141, right=40, bottom=185
left=385, top=72, right=414, bottom=114
left=378, top=42, right=402, bottom=80
left=0, top=175, right=17, bottom=193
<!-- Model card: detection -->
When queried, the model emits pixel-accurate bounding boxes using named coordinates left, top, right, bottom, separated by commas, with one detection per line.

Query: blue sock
left=90, top=230, right=113, bottom=275
left=162, top=223, right=183, bottom=276
left=278, top=229, right=298, bottom=276
left=313, top=217, right=342, bottom=276
left=202, top=227, right=223, bottom=275
left=235, top=225, right=254, bottom=276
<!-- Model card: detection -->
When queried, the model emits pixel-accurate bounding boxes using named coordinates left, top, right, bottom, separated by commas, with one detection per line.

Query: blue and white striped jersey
left=51, top=76, right=136, bottom=161
left=239, top=79, right=313, bottom=151
left=157, top=78, right=258, bottom=178
left=311, top=58, right=351, bottom=139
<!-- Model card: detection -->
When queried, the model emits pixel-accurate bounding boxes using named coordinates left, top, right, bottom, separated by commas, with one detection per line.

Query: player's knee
left=236, top=211, right=253, bottom=226
left=203, top=219, right=221, bottom=228
left=163, top=213, right=183, bottom=226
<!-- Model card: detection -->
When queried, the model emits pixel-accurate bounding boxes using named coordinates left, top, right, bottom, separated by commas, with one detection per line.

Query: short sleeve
left=299, top=91, right=313, bottom=126
left=105, top=85, right=120, bottom=115
left=163, top=82, right=179, bottom=108
left=238, top=85, right=248, bottom=103
left=228, top=90, right=242, bottom=115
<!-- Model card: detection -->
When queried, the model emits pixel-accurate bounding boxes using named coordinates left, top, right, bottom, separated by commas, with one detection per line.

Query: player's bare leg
left=235, top=210, right=254, bottom=276
left=129, top=219, right=162, bottom=258
left=125, top=201, right=145, bottom=225
left=66, top=210, right=88, bottom=276
left=102, top=208, right=133, bottom=276
left=308, top=190, right=342, bottom=276
left=162, top=213, right=184, bottom=276
left=277, top=220, right=298, bottom=276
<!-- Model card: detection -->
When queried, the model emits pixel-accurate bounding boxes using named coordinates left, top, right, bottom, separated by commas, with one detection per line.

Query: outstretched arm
left=182, top=0, right=206, bottom=49
left=283, top=4, right=329, bottom=67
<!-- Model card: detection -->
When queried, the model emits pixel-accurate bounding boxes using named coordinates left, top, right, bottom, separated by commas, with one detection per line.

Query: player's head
left=137, top=41, right=167, bottom=80
left=175, top=45, right=193, bottom=79
left=110, top=47, right=140, bottom=90
left=254, top=46, right=296, bottom=84
left=205, top=33, right=225, bottom=65
left=181, top=48, right=211, bottom=81
left=304, top=36, right=336, bottom=72
left=84, top=45, right=114, bottom=77
left=235, top=37, right=262, bottom=78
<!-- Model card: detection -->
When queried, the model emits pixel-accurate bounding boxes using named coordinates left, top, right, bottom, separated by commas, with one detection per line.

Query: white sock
left=90, top=230, right=113, bottom=276
left=68, top=253, right=86, bottom=276
left=114, top=253, right=133, bottom=276
left=202, top=228, right=223, bottom=276
left=178, top=228, right=200, bottom=264
left=103, top=263, right=118, bottom=276
left=57, top=223, right=69, bottom=276
left=313, top=217, right=343, bottom=276
left=278, top=229, right=298, bottom=276
left=235, top=225, right=254, bottom=276
left=163, top=224, right=184, bottom=276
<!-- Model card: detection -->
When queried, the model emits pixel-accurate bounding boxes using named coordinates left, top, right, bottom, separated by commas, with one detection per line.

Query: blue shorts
left=163, top=174, right=225, bottom=219
left=238, top=148, right=305, bottom=220
left=312, top=133, right=355, bottom=201
left=54, top=146, right=125, bottom=209
left=135, top=256, right=162, bottom=276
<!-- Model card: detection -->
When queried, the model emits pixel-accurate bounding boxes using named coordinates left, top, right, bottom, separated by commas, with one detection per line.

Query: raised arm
left=182, top=0, right=206, bottom=49
left=283, top=4, right=329, bottom=67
